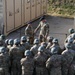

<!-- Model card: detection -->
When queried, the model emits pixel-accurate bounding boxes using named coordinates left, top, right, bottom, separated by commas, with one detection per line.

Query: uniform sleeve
left=21, top=59, right=24, bottom=65
left=34, top=22, right=41, bottom=33
left=46, top=24, right=49, bottom=36
left=46, top=58, right=52, bottom=69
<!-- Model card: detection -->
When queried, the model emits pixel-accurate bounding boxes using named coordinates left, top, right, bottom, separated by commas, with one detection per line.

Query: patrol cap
left=40, top=16, right=45, bottom=21
left=24, top=50, right=31, bottom=56
left=68, top=28, right=74, bottom=34
left=34, top=39, right=39, bottom=44
left=14, top=38, right=20, bottom=45
left=8, top=39, right=13, bottom=45
left=51, top=47, right=58, bottom=54
left=21, top=36, right=27, bottom=42
left=0, top=47, right=6, bottom=53
left=52, top=38, right=58, bottom=43
left=38, top=45, right=44, bottom=52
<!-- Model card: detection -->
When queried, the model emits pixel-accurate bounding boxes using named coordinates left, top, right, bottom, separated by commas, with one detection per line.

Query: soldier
left=65, top=28, right=75, bottom=43
left=46, top=47, right=62, bottom=75
left=61, top=43, right=75, bottom=75
left=46, top=36, right=53, bottom=49
left=0, top=47, right=10, bottom=75
left=30, top=39, right=40, bottom=56
left=7, top=39, right=13, bottom=52
left=9, top=38, right=22, bottom=75
left=20, top=36, right=30, bottom=50
left=41, top=42, right=51, bottom=58
left=34, top=45, right=48, bottom=75
left=5, top=39, right=9, bottom=47
left=50, top=38, right=62, bottom=54
left=0, top=35, right=5, bottom=47
left=25, top=23, right=34, bottom=44
left=34, top=16, right=49, bottom=43
left=21, top=50, right=34, bottom=75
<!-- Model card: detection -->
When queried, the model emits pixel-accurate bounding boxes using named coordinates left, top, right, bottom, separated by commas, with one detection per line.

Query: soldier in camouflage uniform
left=46, top=36, right=53, bottom=49
left=5, top=39, right=9, bottom=47
left=65, top=28, right=75, bottom=43
left=25, top=23, right=34, bottom=44
left=61, top=43, right=75, bottom=75
left=41, top=42, right=51, bottom=58
left=50, top=38, right=62, bottom=54
left=46, top=47, right=62, bottom=75
left=34, top=16, right=49, bottom=43
left=7, top=39, right=13, bottom=52
left=34, top=45, right=48, bottom=75
left=20, top=36, right=30, bottom=50
left=21, top=50, right=34, bottom=75
left=30, top=39, right=40, bottom=57
left=0, top=47, right=10, bottom=75
left=9, top=39, right=22, bottom=75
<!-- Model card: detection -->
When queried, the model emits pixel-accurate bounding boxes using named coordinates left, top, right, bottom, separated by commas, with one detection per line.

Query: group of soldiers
left=0, top=16, right=75, bottom=75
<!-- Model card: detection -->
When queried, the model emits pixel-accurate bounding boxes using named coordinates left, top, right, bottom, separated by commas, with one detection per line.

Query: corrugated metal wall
left=3, top=0, right=47, bottom=35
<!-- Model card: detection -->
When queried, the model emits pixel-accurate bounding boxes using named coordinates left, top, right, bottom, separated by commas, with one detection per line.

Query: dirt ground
left=7, top=15, right=74, bottom=48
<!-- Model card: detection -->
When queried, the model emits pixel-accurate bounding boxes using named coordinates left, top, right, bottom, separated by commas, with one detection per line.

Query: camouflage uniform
left=21, top=57, right=34, bottom=75
left=46, top=54, right=62, bottom=75
left=0, top=47, right=10, bottom=75
left=9, top=45, right=22, bottom=75
left=34, top=46, right=48, bottom=75
left=25, top=24, right=34, bottom=44
left=34, top=20, right=49, bottom=42
left=61, top=49, right=75, bottom=75
left=46, top=36, right=53, bottom=49
left=30, top=44, right=39, bottom=56
left=50, top=44, right=62, bottom=54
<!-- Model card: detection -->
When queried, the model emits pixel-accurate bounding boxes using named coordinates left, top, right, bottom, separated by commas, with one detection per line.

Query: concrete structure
left=0, top=0, right=47, bottom=35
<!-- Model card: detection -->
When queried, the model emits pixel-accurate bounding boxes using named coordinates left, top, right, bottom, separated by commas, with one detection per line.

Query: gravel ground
left=7, top=15, right=74, bottom=48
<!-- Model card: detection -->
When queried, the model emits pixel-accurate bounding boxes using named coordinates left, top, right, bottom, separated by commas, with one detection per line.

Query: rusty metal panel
left=36, top=0, right=41, bottom=17
left=25, top=0, right=31, bottom=23
left=14, top=0, right=21, bottom=28
left=31, top=0, right=36, bottom=20
left=6, top=0, right=14, bottom=32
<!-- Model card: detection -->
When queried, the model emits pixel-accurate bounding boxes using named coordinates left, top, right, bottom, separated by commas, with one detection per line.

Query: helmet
left=8, top=39, right=13, bottom=45
left=14, top=39, right=20, bottom=45
left=0, top=34, right=5, bottom=40
left=41, top=42, right=47, bottom=48
left=47, top=36, right=53, bottom=42
left=69, top=28, right=74, bottom=34
left=34, top=39, right=39, bottom=44
left=72, top=33, right=75, bottom=39
left=67, top=37, right=73, bottom=43
left=38, top=46, right=44, bottom=52
left=51, top=47, right=58, bottom=54
left=0, top=47, right=6, bottom=53
left=65, top=43, right=72, bottom=49
left=24, top=50, right=31, bottom=56
left=5, top=39, right=9, bottom=45
left=21, top=36, right=27, bottom=42
left=52, top=38, right=58, bottom=43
